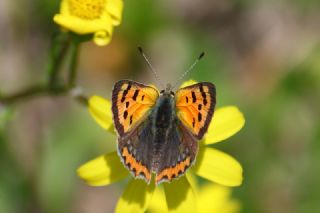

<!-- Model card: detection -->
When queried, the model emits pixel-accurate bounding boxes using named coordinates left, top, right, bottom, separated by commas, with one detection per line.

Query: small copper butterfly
left=111, top=48, right=216, bottom=184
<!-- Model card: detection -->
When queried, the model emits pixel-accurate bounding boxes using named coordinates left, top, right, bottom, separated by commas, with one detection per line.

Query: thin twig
left=0, top=85, right=89, bottom=106
left=0, top=85, right=48, bottom=104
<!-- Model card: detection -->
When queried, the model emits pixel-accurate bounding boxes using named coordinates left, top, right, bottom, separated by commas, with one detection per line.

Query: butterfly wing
left=155, top=82, right=216, bottom=184
left=156, top=119, right=198, bottom=184
left=112, top=80, right=159, bottom=137
left=112, top=80, right=159, bottom=183
left=175, top=82, right=216, bottom=139
left=117, top=116, right=155, bottom=183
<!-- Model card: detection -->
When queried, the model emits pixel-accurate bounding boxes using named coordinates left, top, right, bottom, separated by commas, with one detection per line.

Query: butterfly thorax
left=153, top=92, right=175, bottom=129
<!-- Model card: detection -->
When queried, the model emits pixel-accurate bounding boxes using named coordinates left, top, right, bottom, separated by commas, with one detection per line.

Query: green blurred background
left=1, top=0, right=320, bottom=212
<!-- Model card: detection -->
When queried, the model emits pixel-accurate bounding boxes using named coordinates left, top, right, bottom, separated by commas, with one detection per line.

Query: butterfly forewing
left=112, top=80, right=159, bottom=136
left=175, top=82, right=216, bottom=139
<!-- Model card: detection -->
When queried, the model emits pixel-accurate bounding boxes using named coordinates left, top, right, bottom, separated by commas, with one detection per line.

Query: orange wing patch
left=112, top=80, right=159, bottom=136
left=120, top=147, right=152, bottom=182
left=175, top=82, right=216, bottom=139
left=156, top=157, right=191, bottom=184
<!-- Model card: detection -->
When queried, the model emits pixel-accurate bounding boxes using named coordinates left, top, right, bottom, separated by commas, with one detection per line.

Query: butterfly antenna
left=138, top=47, right=165, bottom=89
left=172, top=52, right=205, bottom=89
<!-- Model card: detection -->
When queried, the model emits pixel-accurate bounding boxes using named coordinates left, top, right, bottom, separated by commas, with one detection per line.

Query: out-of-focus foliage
left=1, top=0, right=320, bottom=212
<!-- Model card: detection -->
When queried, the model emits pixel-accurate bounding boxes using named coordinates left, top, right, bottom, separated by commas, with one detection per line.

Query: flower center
left=68, top=0, right=106, bottom=20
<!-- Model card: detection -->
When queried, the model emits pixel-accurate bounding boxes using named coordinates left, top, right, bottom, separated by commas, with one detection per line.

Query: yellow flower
left=148, top=174, right=241, bottom=213
left=53, top=0, right=123, bottom=46
left=78, top=80, right=245, bottom=212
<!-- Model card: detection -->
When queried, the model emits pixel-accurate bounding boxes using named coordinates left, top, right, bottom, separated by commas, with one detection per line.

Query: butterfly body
left=150, top=92, right=176, bottom=170
left=112, top=80, right=216, bottom=184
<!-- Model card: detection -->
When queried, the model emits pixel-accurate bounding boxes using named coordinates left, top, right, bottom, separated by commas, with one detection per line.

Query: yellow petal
left=59, top=0, right=69, bottom=15
left=198, top=184, right=241, bottom=213
left=192, top=147, right=243, bottom=186
left=185, top=172, right=198, bottom=193
left=94, top=31, right=112, bottom=46
left=148, top=187, right=168, bottom=213
left=53, top=14, right=113, bottom=35
left=203, top=106, right=245, bottom=145
left=106, top=0, right=124, bottom=25
left=163, top=176, right=197, bottom=213
left=88, top=96, right=114, bottom=132
left=179, top=79, right=197, bottom=88
left=116, top=179, right=155, bottom=213
left=77, top=152, right=128, bottom=186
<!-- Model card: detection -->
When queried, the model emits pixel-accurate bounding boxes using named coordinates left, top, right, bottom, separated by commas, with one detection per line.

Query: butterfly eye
left=160, top=90, right=165, bottom=94
left=170, top=91, right=175, bottom=96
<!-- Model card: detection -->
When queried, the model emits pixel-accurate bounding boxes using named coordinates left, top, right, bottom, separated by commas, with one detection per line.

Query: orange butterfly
left=111, top=49, right=216, bottom=184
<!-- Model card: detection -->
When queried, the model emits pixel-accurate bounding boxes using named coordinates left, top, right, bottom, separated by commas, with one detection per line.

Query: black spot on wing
left=192, top=91, right=196, bottom=103
left=121, top=83, right=131, bottom=103
left=126, top=101, right=130, bottom=108
left=133, top=90, right=140, bottom=101
left=200, top=85, right=207, bottom=106
left=124, top=110, right=128, bottom=119
left=198, top=113, right=202, bottom=122
left=200, top=86, right=204, bottom=93
left=198, top=104, right=202, bottom=110
left=139, top=171, right=145, bottom=177
left=186, top=96, right=189, bottom=103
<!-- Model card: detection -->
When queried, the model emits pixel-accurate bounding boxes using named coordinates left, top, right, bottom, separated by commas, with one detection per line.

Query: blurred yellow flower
left=53, top=0, right=123, bottom=46
left=77, top=80, right=245, bottom=212
left=148, top=175, right=241, bottom=213
left=196, top=184, right=241, bottom=213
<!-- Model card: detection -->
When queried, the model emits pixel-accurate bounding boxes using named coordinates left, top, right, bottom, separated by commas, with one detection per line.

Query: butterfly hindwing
left=112, top=80, right=159, bottom=137
left=117, top=116, right=155, bottom=183
left=175, top=82, right=216, bottom=139
left=155, top=119, right=198, bottom=184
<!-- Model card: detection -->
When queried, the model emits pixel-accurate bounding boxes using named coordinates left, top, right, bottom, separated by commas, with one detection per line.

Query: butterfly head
left=160, top=83, right=175, bottom=97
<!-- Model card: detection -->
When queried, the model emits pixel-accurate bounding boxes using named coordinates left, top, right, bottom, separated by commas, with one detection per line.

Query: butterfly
left=111, top=49, right=216, bottom=184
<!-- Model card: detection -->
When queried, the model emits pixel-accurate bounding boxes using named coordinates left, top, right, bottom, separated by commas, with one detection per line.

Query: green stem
left=48, top=32, right=71, bottom=90
left=68, top=40, right=80, bottom=88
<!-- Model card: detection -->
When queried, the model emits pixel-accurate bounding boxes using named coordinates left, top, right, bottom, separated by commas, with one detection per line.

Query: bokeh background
left=1, top=0, right=320, bottom=212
